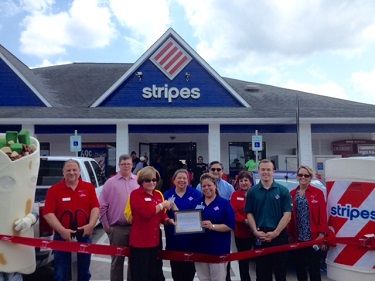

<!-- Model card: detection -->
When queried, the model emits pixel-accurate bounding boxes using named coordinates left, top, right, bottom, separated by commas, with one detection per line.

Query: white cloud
left=109, top=0, right=171, bottom=53
left=0, top=0, right=22, bottom=17
left=172, top=0, right=375, bottom=106
left=30, top=58, right=72, bottom=68
left=20, top=0, right=55, bottom=13
left=67, top=0, right=116, bottom=48
left=178, top=0, right=375, bottom=69
left=19, top=0, right=117, bottom=58
left=20, top=12, right=70, bottom=56
left=284, top=80, right=350, bottom=102
left=351, top=69, right=375, bottom=105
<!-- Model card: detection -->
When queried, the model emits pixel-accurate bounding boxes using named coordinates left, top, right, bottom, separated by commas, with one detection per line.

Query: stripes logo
left=326, top=181, right=375, bottom=269
left=150, top=38, right=192, bottom=80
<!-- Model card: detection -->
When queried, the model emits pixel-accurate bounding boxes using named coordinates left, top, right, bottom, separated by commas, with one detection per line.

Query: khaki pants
left=108, top=225, right=131, bottom=281
left=195, top=262, right=227, bottom=281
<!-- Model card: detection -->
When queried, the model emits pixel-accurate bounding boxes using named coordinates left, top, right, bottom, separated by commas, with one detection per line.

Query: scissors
left=59, top=209, right=89, bottom=239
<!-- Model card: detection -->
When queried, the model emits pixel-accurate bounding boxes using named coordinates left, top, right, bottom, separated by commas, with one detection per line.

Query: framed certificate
left=174, top=210, right=204, bottom=234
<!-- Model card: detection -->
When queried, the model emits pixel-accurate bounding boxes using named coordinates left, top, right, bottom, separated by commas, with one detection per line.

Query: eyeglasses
left=210, top=168, right=222, bottom=172
left=144, top=178, right=158, bottom=183
left=297, top=174, right=311, bottom=178
left=119, top=163, right=132, bottom=166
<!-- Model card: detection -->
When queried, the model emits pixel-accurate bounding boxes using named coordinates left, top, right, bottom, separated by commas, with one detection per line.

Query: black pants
left=293, top=246, right=322, bottom=281
left=235, top=237, right=254, bottom=281
left=130, top=246, right=160, bottom=281
left=170, top=261, right=196, bottom=281
left=254, top=230, right=288, bottom=281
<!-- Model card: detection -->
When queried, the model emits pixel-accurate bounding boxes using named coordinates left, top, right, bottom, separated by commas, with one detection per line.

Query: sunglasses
left=297, top=174, right=311, bottom=178
left=144, top=178, right=158, bottom=183
left=210, top=168, right=222, bottom=172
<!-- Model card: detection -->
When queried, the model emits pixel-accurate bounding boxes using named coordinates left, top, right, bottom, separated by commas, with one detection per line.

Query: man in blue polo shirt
left=245, top=159, right=292, bottom=281
left=196, top=160, right=235, bottom=200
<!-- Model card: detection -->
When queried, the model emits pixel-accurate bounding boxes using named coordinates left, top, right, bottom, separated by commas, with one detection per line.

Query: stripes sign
left=150, top=38, right=192, bottom=80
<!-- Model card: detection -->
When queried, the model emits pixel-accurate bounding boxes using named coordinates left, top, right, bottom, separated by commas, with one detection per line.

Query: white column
left=208, top=123, right=220, bottom=163
left=116, top=123, right=129, bottom=172
left=298, top=123, right=313, bottom=168
left=22, top=124, right=35, bottom=136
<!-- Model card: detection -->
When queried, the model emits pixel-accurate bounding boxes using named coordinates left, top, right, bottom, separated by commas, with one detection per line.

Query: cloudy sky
left=1, top=0, right=375, bottom=105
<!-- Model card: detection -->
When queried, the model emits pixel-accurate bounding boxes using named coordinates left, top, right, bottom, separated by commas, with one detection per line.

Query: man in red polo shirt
left=44, top=159, right=99, bottom=281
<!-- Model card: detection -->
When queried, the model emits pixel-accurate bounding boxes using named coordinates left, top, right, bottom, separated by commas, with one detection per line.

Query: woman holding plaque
left=128, top=166, right=175, bottom=281
left=190, top=173, right=235, bottom=281
left=230, top=171, right=254, bottom=281
left=164, top=169, right=201, bottom=281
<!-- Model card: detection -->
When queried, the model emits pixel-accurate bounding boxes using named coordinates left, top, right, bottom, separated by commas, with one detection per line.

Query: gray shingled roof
left=1, top=44, right=375, bottom=121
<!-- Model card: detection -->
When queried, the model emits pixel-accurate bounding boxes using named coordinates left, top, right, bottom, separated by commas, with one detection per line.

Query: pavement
left=89, top=226, right=335, bottom=281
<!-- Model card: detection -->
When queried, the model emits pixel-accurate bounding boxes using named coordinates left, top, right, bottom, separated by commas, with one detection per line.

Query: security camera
left=135, top=72, right=143, bottom=81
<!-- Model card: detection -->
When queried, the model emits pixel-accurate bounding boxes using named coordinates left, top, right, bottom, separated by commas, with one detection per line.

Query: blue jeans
left=0, top=273, right=23, bottom=281
left=53, top=234, right=92, bottom=281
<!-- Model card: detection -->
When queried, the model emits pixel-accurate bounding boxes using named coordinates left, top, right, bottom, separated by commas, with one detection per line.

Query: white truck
left=33, top=156, right=106, bottom=268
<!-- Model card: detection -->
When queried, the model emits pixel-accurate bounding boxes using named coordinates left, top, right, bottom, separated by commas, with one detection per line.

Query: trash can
left=325, top=157, right=375, bottom=281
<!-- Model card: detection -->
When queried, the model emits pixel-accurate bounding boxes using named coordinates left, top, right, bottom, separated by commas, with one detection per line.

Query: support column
left=298, top=123, right=313, bottom=168
left=208, top=123, right=220, bottom=163
left=116, top=123, right=129, bottom=172
left=22, top=124, right=35, bottom=136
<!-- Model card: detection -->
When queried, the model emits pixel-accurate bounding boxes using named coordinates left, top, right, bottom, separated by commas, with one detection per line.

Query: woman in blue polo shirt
left=164, top=169, right=202, bottom=281
left=190, top=173, right=235, bottom=281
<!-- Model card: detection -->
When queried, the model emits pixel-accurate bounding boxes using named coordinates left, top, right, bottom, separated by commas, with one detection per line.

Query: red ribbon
left=0, top=234, right=330, bottom=263
left=0, top=234, right=130, bottom=257
left=335, top=236, right=375, bottom=250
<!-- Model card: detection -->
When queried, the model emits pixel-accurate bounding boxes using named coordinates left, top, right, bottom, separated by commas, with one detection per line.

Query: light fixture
left=170, top=136, right=176, bottom=140
left=135, top=71, right=143, bottom=81
left=185, top=72, right=190, bottom=81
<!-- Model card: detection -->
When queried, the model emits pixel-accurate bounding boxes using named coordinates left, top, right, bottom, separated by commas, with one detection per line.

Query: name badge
left=145, top=198, right=152, bottom=201
left=195, top=204, right=205, bottom=210
left=237, top=197, right=244, bottom=201
left=62, top=197, right=71, bottom=202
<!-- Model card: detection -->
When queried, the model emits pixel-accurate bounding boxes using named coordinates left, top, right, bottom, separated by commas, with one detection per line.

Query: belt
left=258, top=227, right=275, bottom=233
left=112, top=223, right=131, bottom=227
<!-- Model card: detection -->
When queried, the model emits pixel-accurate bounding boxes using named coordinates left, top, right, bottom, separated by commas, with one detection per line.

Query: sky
left=1, top=0, right=375, bottom=105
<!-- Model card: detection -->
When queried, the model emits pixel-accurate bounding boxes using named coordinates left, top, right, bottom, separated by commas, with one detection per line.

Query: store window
left=228, top=142, right=266, bottom=181
left=40, top=142, right=50, bottom=156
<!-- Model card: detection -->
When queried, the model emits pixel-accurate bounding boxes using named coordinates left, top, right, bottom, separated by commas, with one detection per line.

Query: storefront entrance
left=147, top=142, right=197, bottom=191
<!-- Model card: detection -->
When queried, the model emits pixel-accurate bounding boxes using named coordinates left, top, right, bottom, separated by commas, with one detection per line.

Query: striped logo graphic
left=326, top=181, right=375, bottom=269
left=150, top=38, right=192, bottom=80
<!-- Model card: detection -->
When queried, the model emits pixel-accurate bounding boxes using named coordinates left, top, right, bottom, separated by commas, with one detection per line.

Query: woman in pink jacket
left=288, top=165, right=328, bottom=281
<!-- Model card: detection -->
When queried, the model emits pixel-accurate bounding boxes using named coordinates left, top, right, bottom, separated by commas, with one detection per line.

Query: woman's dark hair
left=235, top=170, right=254, bottom=187
left=200, top=173, right=219, bottom=196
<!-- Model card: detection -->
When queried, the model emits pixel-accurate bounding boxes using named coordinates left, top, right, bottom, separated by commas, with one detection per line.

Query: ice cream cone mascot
left=0, top=131, right=40, bottom=281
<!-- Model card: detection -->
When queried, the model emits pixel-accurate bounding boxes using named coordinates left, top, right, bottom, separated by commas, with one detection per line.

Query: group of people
left=41, top=156, right=328, bottom=281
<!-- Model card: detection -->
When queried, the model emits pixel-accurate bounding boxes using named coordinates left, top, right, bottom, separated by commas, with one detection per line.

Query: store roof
left=1, top=40, right=375, bottom=122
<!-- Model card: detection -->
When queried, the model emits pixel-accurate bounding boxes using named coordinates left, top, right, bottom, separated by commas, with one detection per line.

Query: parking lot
left=24, top=224, right=335, bottom=281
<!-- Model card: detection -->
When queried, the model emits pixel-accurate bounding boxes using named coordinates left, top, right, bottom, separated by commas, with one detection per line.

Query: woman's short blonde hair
left=297, top=165, right=314, bottom=177
left=137, top=166, right=160, bottom=185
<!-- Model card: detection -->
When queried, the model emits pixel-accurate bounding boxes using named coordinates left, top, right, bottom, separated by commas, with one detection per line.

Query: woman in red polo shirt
left=128, top=166, right=175, bottom=281
left=230, top=170, right=254, bottom=281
